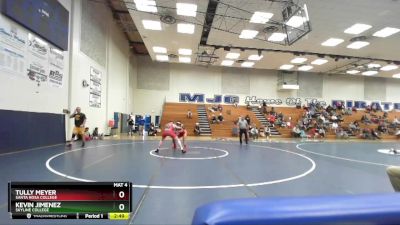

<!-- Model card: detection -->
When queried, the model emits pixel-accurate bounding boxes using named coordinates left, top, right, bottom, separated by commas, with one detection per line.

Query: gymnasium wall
left=0, top=0, right=136, bottom=152
left=132, top=55, right=399, bottom=115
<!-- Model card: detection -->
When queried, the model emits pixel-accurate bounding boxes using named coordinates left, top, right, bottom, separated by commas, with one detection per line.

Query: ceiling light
left=311, top=59, right=328, bottom=65
left=250, top=12, right=273, bottom=24
left=156, top=55, right=168, bottom=61
left=241, top=61, right=255, bottom=67
left=286, top=16, right=305, bottom=28
left=226, top=52, right=240, bottom=59
left=381, top=65, right=399, bottom=71
left=239, top=30, right=259, bottom=39
left=346, top=70, right=360, bottom=74
left=134, top=0, right=157, bottom=13
left=346, top=41, right=369, bottom=49
left=373, top=27, right=400, bottom=38
left=152, top=46, right=167, bottom=53
left=221, top=60, right=234, bottom=66
left=298, top=65, right=313, bottom=71
left=177, top=23, right=195, bottom=34
left=281, top=84, right=299, bottom=90
left=393, top=73, right=400, bottom=78
left=291, top=57, right=307, bottom=64
left=344, top=23, right=372, bottom=34
left=248, top=54, right=263, bottom=61
left=176, top=3, right=197, bottom=17
left=178, top=48, right=192, bottom=55
left=179, top=56, right=191, bottom=63
left=321, top=38, right=344, bottom=47
left=368, top=63, right=381, bottom=68
left=362, top=71, right=378, bottom=76
left=280, top=64, right=294, bottom=70
left=142, top=20, right=162, bottom=30
left=268, top=33, right=287, bottom=42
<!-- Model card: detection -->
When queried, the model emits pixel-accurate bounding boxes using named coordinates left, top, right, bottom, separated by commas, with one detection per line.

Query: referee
left=238, top=116, right=249, bottom=145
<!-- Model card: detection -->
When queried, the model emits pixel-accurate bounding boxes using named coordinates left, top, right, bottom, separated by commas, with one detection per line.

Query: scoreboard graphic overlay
left=8, top=182, right=132, bottom=220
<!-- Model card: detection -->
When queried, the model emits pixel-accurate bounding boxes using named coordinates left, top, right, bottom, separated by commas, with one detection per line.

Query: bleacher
left=160, top=102, right=400, bottom=139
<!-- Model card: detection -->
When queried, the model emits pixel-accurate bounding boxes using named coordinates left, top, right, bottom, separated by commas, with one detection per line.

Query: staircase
left=251, top=107, right=281, bottom=136
left=197, top=105, right=212, bottom=136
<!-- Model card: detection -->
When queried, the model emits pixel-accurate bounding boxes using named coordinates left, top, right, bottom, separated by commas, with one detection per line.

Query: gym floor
left=0, top=137, right=397, bottom=225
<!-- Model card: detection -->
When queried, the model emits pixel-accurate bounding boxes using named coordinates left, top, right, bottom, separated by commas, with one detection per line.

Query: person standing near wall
left=127, top=114, right=135, bottom=136
left=67, top=107, right=86, bottom=147
left=238, top=116, right=249, bottom=145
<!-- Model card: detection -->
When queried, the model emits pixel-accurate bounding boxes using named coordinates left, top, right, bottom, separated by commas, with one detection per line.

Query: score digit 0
left=119, top=191, right=125, bottom=199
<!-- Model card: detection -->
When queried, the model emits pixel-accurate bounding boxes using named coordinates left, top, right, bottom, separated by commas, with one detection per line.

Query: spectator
left=386, top=166, right=400, bottom=192
left=361, top=128, right=372, bottom=139
left=233, top=100, right=238, bottom=108
left=210, top=114, right=217, bottom=124
left=148, top=123, right=157, bottom=136
left=246, top=102, right=251, bottom=110
left=371, top=129, right=381, bottom=140
left=187, top=109, right=192, bottom=119
left=217, top=113, right=224, bottom=123
left=336, top=128, right=348, bottom=139
left=331, top=122, right=339, bottom=133
left=318, top=127, right=326, bottom=138
left=232, top=122, right=239, bottom=137
left=245, top=115, right=251, bottom=126
left=237, top=117, right=249, bottom=144
left=217, top=104, right=223, bottom=112
left=127, top=114, right=135, bottom=136
left=250, top=124, right=259, bottom=140
left=393, top=117, right=400, bottom=126
left=292, top=126, right=301, bottom=137
left=84, top=127, right=91, bottom=141
left=92, top=127, right=99, bottom=139
left=194, top=123, right=201, bottom=136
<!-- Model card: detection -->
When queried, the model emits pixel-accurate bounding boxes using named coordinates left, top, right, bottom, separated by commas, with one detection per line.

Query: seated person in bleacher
left=361, top=128, right=372, bottom=139
left=395, top=129, right=400, bottom=138
left=148, top=123, right=157, bottom=136
left=393, top=116, right=400, bottom=126
left=194, top=123, right=201, bottom=135
left=344, top=107, right=352, bottom=115
left=84, top=127, right=91, bottom=141
left=217, top=113, right=224, bottom=123
left=250, top=125, right=259, bottom=140
left=233, top=100, right=238, bottom=108
left=210, top=114, right=217, bottom=124
left=292, top=126, right=301, bottom=138
left=187, top=109, right=192, bottom=119
left=268, top=114, right=276, bottom=124
left=245, top=115, right=251, bottom=125
left=217, top=104, right=223, bottom=112
left=378, top=122, right=388, bottom=134
left=246, top=102, right=251, bottom=109
left=361, top=114, right=371, bottom=124
left=92, top=127, right=99, bottom=139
